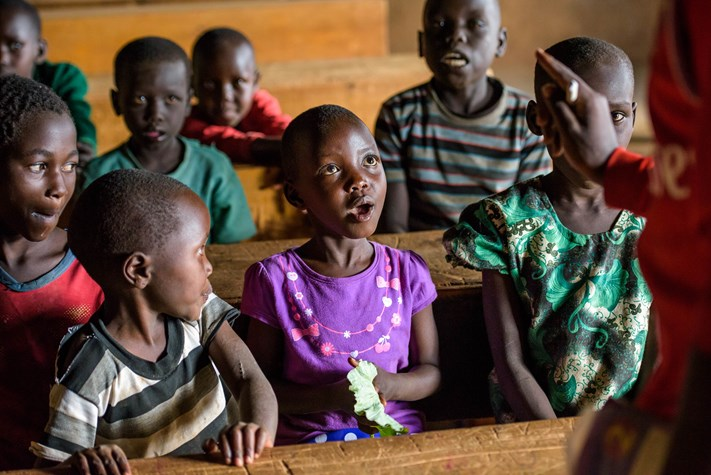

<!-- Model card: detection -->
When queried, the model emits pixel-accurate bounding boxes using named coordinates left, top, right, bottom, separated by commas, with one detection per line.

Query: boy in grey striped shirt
left=31, top=169, right=277, bottom=473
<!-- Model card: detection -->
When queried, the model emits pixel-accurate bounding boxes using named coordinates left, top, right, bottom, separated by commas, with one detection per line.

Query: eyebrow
left=23, top=148, right=79, bottom=159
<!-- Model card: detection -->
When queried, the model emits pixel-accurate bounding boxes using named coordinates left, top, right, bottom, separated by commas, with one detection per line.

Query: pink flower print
left=295, top=292, right=304, bottom=300
left=375, top=335, right=391, bottom=353
left=321, top=342, right=335, bottom=356
left=391, top=313, right=401, bottom=326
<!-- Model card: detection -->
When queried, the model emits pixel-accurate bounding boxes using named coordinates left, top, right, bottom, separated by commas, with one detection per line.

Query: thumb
left=203, top=438, right=220, bottom=454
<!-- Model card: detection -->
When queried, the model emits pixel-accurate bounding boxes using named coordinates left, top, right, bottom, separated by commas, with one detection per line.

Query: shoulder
left=500, top=82, right=535, bottom=111
left=33, top=61, right=87, bottom=89
left=183, top=137, right=230, bottom=163
left=380, top=81, right=431, bottom=111
left=460, top=177, right=545, bottom=225
left=83, top=145, right=130, bottom=182
left=55, top=317, right=112, bottom=391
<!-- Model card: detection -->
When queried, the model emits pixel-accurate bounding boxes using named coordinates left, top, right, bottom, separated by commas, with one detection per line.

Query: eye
left=233, top=78, right=248, bottom=88
left=28, top=163, right=46, bottom=173
left=133, top=95, right=147, bottom=105
left=467, top=18, right=487, bottom=30
left=61, top=162, right=78, bottom=173
left=363, top=154, right=379, bottom=167
left=611, top=111, right=626, bottom=124
left=166, top=94, right=181, bottom=104
left=9, top=41, right=23, bottom=51
left=320, top=163, right=340, bottom=176
left=198, top=245, right=206, bottom=256
left=430, top=17, right=447, bottom=29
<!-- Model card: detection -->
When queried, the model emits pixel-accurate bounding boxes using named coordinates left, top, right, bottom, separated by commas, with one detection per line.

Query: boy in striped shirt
left=375, top=0, right=551, bottom=232
left=31, top=170, right=277, bottom=472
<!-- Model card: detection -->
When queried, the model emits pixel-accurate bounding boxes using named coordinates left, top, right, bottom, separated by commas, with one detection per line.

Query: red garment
left=0, top=256, right=103, bottom=469
left=181, top=89, right=291, bottom=162
left=603, top=0, right=711, bottom=420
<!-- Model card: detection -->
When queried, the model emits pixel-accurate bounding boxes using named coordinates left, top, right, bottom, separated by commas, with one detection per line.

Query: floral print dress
left=443, top=177, right=652, bottom=419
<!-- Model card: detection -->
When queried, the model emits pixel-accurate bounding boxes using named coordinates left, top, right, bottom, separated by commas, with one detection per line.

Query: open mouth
left=31, top=209, right=60, bottom=222
left=348, top=196, right=376, bottom=222
left=440, top=51, right=469, bottom=68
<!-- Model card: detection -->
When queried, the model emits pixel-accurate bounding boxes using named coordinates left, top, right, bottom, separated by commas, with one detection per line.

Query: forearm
left=376, top=363, right=440, bottom=402
left=249, top=137, right=282, bottom=166
left=496, top=359, right=557, bottom=420
left=235, top=374, right=278, bottom=440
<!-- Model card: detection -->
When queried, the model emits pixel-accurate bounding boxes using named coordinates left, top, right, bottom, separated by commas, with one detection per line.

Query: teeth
left=442, top=58, right=468, bottom=67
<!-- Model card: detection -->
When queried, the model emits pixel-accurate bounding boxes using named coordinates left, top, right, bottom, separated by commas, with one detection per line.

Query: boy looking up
left=182, top=28, right=290, bottom=165
left=31, top=169, right=277, bottom=471
left=82, top=37, right=256, bottom=244
left=0, top=0, right=96, bottom=164
left=375, top=0, right=551, bottom=232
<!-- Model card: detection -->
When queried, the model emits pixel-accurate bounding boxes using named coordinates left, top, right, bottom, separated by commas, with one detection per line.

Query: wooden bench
left=207, top=230, right=493, bottom=423
left=40, top=0, right=388, bottom=77
left=8, top=418, right=578, bottom=474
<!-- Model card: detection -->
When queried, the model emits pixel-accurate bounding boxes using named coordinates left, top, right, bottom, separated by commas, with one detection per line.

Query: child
left=443, top=37, right=651, bottom=422
left=31, top=169, right=278, bottom=471
left=0, top=0, right=96, bottom=164
left=0, top=75, right=103, bottom=470
left=375, top=0, right=551, bottom=233
left=182, top=28, right=291, bottom=165
left=242, top=105, right=441, bottom=445
left=81, top=37, right=256, bottom=244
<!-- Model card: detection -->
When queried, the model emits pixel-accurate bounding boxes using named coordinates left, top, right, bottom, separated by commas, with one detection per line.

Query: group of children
left=0, top=0, right=656, bottom=471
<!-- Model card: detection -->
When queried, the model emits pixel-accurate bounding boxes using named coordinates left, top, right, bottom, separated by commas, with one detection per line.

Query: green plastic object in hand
left=347, top=360, right=409, bottom=437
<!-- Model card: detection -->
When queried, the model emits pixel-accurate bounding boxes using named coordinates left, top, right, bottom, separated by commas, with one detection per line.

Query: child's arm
left=482, top=269, right=557, bottom=420
left=207, top=322, right=278, bottom=466
left=367, top=305, right=441, bottom=402
left=374, top=104, right=410, bottom=233
left=246, top=318, right=357, bottom=414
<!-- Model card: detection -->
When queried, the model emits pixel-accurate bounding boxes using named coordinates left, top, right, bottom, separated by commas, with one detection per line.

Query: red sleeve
left=603, top=147, right=655, bottom=215
left=238, top=89, right=291, bottom=137
left=181, top=113, right=262, bottom=162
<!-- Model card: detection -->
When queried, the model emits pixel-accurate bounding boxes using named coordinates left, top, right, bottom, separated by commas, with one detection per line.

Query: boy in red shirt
left=182, top=28, right=291, bottom=165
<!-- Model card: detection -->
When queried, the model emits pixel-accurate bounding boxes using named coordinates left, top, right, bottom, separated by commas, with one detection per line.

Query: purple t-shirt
left=241, top=241, right=437, bottom=445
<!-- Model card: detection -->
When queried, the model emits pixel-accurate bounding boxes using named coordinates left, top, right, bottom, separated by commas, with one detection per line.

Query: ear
left=36, top=38, right=48, bottom=64
left=417, top=31, right=425, bottom=58
left=526, top=100, right=543, bottom=136
left=253, top=68, right=262, bottom=91
left=283, top=180, right=307, bottom=214
left=631, top=101, right=638, bottom=126
left=185, top=87, right=194, bottom=117
left=123, top=252, right=152, bottom=289
left=495, top=27, right=508, bottom=58
left=110, top=89, right=122, bottom=116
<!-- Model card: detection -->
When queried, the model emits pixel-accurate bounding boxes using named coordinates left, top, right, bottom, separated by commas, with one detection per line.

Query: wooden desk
left=207, top=230, right=482, bottom=307
left=208, top=230, right=492, bottom=423
left=7, top=418, right=577, bottom=474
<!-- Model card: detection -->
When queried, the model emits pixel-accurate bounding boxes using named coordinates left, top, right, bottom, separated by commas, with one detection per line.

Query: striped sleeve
left=375, top=94, right=411, bottom=184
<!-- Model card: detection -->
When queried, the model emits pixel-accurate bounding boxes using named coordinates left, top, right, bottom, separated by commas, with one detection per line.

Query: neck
left=298, top=235, right=374, bottom=278
left=543, top=168, right=606, bottom=209
left=0, top=227, right=67, bottom=282
left=128, top=137, right=183, bottom=174
left=433, top=75, right=496, bottom=117
left=101, top=293, right=167, bottom=360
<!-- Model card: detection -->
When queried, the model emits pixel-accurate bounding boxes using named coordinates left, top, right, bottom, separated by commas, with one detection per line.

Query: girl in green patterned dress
left=443, top=37, right=652, bottom=422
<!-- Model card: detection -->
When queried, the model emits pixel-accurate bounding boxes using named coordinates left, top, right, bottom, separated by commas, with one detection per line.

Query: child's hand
left=348, top=357, right=390, bottom=404
left=203, top=422, right=274, bottom=467
left=348, top=356, right=395, bottom=402
left=68, top=444, right=131, bottom=475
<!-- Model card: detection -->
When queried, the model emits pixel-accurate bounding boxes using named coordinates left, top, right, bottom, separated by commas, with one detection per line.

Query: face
left=194, top=41, right=258, bottom=127
left=287, top=119, right=386, bottom=240
left=112, top=59, right=191, bottom=152
left=0, top=7, right=43, bottom=78
left=0, top=112, right=78, bottom=241
left=532, top=60, right=636, bottom=158
left=145, top=191, right=213, bottom=322
left=421, top=0, right=506, bottom=93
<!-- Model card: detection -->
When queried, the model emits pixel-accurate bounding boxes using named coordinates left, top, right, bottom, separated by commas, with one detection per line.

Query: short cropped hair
left=69, top=169, right=191, bottom=283
left=281, top=104, right=364, bottom=180
left=423, top=0, right=501, bottom=25
left=534, top=36, right=634, bottom=95
left=0, top=74, right=70, bottom=156
left=193, top=27, right=253, bottom=63
left=114, top=37, right=191, bottom=88
left=0, top=0, right=41, bottom=35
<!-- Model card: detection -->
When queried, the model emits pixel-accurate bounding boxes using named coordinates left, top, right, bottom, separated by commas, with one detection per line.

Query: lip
left=347, top=195, right=376, bottom=222
left=201, top=282, right=213, bottom=303
left=440, top=51, right=469, bottom=68
left=31, top=208, right=61, bottom=222
left=142, top=129, right=166, bottom=142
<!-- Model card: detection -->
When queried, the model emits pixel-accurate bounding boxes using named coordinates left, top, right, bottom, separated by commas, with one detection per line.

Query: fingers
left=215, top=423, right=271, bottom=467
left=535, top=49, right=585, bottom=91
left=70, top=445, right=131, bottom=475
left=348, top=356, right=359, bottom=368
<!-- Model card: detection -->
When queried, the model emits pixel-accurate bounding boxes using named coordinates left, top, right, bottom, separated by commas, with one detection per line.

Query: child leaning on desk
left=444, top=37, right=652, bottom=422
left=31, top=169, right=277, bottom=473
left=242, top=105, right=441, bottom=445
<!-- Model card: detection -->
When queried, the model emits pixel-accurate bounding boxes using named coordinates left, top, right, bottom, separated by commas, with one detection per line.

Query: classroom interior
left=11, top=0, right=664, bottom=472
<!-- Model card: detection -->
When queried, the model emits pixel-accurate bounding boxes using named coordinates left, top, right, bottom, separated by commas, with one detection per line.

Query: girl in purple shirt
left=242, top=105, right=441, bottom=445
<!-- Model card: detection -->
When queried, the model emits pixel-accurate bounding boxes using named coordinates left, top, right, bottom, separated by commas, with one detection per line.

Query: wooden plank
left=88, top=54, right=431, bottom=155
left=41, top=0, right=388, bottom=76
left=5, top=418, right=578, bottom=474
left=207, top=230, right=481, bottom=308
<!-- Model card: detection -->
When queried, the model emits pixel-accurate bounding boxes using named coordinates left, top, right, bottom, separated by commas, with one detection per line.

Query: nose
left=447, top=23, right=468, bottom=46
left=145, top=98, right=164, bottom=124
left=46, top=168, right=68, bottom=200
left=220, top=83, right=235, bottom=103
left=347, top=169, right=369, bottom=192
left=0, top=44, right=10, bottom=65
left=204, top=255, right=213, bottom=278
